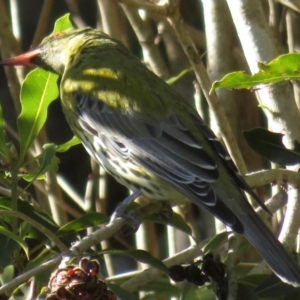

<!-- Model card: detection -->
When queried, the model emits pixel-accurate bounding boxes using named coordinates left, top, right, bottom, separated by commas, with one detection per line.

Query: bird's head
left=0, top=27, right=111, bottom=75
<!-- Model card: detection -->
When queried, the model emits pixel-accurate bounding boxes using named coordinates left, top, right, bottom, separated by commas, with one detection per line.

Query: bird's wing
left=74, top=93, right=249, bottom=230
left=73, top=89, right=300, bottom=287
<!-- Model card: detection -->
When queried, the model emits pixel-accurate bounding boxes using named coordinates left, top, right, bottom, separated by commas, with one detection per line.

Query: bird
left=1, top=27, right=300, bottom=286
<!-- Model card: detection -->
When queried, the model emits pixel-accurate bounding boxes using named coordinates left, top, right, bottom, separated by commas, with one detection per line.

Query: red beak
left=0, top=49, right=42, bottom=66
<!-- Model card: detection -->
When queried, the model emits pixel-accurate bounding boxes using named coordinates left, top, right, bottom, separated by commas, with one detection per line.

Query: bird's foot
left=119, top=201, right=173, bottom=235
left=110, top=189, right=142, bottom=234
left=153, top=200, right=173, bottom=220
left=110, top=189, right=141, bottom=221
left=110, top=191, right=173, bottom=235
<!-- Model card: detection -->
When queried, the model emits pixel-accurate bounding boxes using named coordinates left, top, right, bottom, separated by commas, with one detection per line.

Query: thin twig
left=0, top=0, right=22, bottom=113
left=0, top=210, right=68, bottom=252
left=0, top=255, right=62, bottom=295
left=9, top=0, right=20, bottom=40
left=121, top=4, right=170, bottom=78
left=120, top=245, right=202, bottom=291
left=226, top=231, right=238, bottom=300
left=256, top=190, right=288, bottom=220
left=57, top=174, right=85, bottom=209
left=0, top=200, right=184, bottom=294
left=245, top=169, right=300, bottom=189
left=65, top=0, right=87, bottom=28
left=31, top=0, right=54, bottom=47
left=97, top=0, right=124, bottom=39
left=44, top=170, right=68, bottom=225
left=155, top=17, right=206, bottom=50
left=0, top=217, right=125, bottom=295
left=166, top=0, right=248, bottom=175
left=277, top=0, right=300, bottom=13
left=279, top=188, right=300, bottom=250
left=117, top=0, right=169, bottom=15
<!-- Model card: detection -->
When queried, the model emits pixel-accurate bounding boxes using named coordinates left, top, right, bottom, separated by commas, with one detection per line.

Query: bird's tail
left=240, top=211, right=300, bottom=286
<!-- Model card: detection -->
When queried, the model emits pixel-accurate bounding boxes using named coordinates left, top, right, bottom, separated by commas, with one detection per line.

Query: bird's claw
left=110, top=194, right=173, bottom=235
left=154, top=200, right=173, bottom=220
left=109, top=190, right=142, bottom=235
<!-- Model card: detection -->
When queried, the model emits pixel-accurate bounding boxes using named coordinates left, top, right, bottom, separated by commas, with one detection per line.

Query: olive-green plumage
left=2, top=27, right=300, bottom=285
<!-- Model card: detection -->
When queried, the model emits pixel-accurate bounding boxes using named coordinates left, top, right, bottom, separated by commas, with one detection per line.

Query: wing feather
left=74, top=93, right=247, bottom=226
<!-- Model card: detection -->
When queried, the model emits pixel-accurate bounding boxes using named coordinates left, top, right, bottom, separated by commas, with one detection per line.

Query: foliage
left=211, top=53, right=300, bottom=92
left=0, top=2, right=300, bottom=300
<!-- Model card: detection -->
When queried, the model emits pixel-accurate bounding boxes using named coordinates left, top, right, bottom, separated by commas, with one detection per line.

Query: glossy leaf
left=147, top=212, right=192, bottom=236
left=211, top=53, right=300, bottom=92
left=239, top=274, right=269, bottom=287
left=52, top=13, right=73, bottom=33
left=0, top=235, right=18, bottom=270
left=0, top=265, right=15, bottom=284
left=236, top=283, right=260, bottom=300
left=243, top=128, right=300, bottom=165
left=181, top=282, right=211, bottom=300
left=101, top=249, right=168, bottom=272
left=166, top=67, right=193, bottom=85
left=202, top=231, right=228, bottom=254
left=56, top=136, right=81, bottom=152
left=0, top=198, right=58, bottom=232
left=141, top=278, right=180, bottom=295
left=17, top=69, right=59, bottom=164
left=0, top=104, right=10, bottom=161
left=108, top=283, right=139, bottom=300
left=255, top=273, right=300, bottom=297
left=57, top=212, right=108, bottom=233
left=25, top=250, right=56, bottom=272
left=17, top=14, right=73, bottom=166
left=0, top=226, right=29, bottom=258
left=22, top=143, right=59, bottom=182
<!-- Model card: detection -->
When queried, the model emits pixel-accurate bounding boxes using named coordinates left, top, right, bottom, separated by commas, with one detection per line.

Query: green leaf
left=108, top=283, right=139, bottom=300
left=16, top=14, right=73, bottom=166
left=101, top=249, right=168, bottom=272
left=239, top=274, right=268, bottom=287
left=140, top=280, right=180, bottom=299
left=211, top=53, right=300, bottom=92
left=0, top=265, right=15, bottom=285
left=0, top=235, right=18, bottom=270
left=181, top=282, right=212, bottom=300
left=0, top=226, right=29, bottom=258
left=56, top=136, right=81, bottom=152
left=17, top=69, right=59, bottom=165
left=25, top=251, right=56, bottom=272
left=57, top=212, right=108, bottom=233
left=243, top=128, right=300, bottom=165
left=0, top=104, right=10, bottom=161
left=236, top=283, right=260, bottom=300
left=0, top=198, right=58, bottom=232
left=202, top=231, right=228, bottom=254
left=52, top=13, right=74, bottom=34
left=22, top=143, right=59, bottom=182
left=147, top=212, right=192, bottom=236
left=166, top=67, right=193, bottom=85
left=255, top=273, right=300, bottom=297
left=141, top=278, right=180, bottom=295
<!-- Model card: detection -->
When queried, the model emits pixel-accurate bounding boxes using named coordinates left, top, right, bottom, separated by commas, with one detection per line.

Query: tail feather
left=240, top=211, right=300, bottom=286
